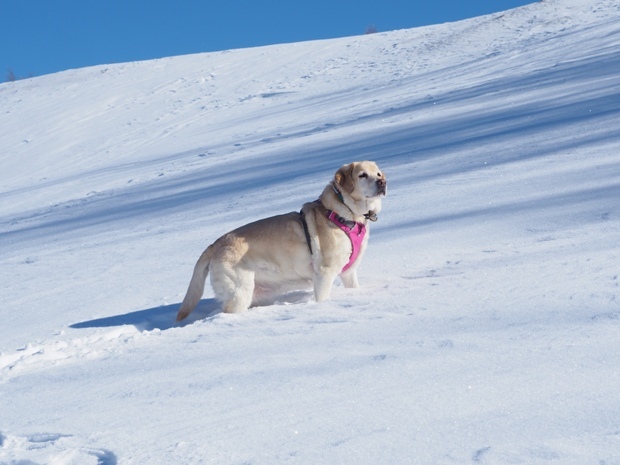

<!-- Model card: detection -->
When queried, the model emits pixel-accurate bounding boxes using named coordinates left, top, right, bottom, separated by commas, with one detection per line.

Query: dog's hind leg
left=211, top=265, right=255, bottom=313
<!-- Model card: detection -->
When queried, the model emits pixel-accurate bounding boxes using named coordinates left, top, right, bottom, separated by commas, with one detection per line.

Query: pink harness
left=326, top=210, right=366, bottom=272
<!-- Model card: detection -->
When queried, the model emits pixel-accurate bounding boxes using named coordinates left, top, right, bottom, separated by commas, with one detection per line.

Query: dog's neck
left=320, top=183, right=381, bottom=223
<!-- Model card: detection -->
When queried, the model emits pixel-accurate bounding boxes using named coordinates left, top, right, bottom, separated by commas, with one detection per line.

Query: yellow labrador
left=176, top=161, right=386, bottom=320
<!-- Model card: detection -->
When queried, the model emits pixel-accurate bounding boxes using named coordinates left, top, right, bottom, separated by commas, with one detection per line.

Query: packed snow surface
left=1, top=0, right=619, bottom=463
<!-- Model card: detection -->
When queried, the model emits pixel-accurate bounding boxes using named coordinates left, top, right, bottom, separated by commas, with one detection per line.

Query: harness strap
left=299, top=201, right=367, bottom=273
left=299, top=210, right=313, bottom=255
left=326, top=210, right=366, bottom=272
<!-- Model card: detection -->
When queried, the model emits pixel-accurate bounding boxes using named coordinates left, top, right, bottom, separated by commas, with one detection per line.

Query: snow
left=1, top=0, right=620, bottom=463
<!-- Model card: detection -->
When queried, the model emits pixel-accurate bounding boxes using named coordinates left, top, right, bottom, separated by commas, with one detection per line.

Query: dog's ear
left=334, top=163, right=355, bottom=193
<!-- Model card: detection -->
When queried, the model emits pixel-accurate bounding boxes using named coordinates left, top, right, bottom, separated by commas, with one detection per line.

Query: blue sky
left=2, top=0, right=534, bottom=80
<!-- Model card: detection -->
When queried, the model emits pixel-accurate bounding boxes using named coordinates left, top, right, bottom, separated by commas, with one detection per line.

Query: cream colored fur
left=176, top=161, right=386, bottom=321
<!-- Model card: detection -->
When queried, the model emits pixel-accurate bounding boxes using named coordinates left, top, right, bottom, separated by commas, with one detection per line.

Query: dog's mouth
left=363, top=179, right=386, bottom=198
left=367, top=189, right=386, bottom=199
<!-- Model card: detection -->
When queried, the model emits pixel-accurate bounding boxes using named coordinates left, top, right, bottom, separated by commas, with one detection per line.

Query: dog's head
left=334, top=161, right=387, bottom=200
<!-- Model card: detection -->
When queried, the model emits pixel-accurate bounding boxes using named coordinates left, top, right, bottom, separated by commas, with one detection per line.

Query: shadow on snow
left=69, top=299, right=221, bottom=331
left=70, top=291, right=313, bottom=331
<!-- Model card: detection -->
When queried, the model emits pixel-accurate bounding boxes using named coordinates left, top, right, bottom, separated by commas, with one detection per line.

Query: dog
left=176, top=161, right=386, bottom=320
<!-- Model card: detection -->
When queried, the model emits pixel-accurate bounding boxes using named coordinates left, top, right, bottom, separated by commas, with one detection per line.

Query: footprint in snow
left=0, top=431, right=117, bottom=465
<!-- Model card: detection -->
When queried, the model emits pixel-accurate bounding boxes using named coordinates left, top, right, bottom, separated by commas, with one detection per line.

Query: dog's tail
left=176, top=245, right=214, bottom=322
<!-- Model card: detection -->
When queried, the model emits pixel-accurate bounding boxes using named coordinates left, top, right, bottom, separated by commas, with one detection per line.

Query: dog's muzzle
left=376, top=178, right=387, bottom=196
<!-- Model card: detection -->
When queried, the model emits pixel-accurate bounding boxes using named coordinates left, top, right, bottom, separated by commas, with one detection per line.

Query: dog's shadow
left=69, top=299, right=222, bottom=331
left=69, top=291, right=312, bottom=332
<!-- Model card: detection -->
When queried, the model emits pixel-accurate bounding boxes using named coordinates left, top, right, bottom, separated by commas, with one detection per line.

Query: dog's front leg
left=340, top=269, right=359, bottom=288
left=313, top=269, right=339, bottom=302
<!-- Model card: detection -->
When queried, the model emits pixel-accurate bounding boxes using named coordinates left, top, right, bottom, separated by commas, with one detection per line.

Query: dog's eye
left=377, top=172, right=382, bottom=177
left=359, top=173, right=368, bottom=179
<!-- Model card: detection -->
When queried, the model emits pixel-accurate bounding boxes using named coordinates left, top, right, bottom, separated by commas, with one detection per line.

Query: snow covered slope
left=1, top=0, right=619, bottom=463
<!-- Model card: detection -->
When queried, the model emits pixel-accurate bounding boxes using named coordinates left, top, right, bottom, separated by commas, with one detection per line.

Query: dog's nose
left=376, top=178, right=386, bottom=187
